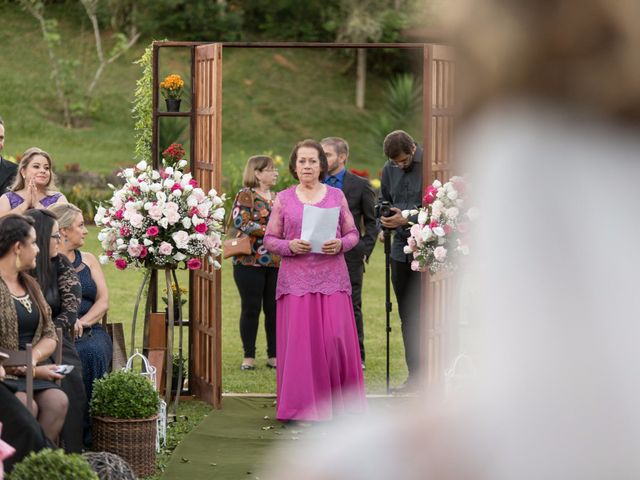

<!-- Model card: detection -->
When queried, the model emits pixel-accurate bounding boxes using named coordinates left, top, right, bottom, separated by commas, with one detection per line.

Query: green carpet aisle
left=161, top=396, right=409, bottom=479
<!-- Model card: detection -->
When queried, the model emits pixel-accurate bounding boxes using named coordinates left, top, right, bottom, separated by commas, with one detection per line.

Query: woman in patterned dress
left=0, top=148, right=67, bottom=216
left=231, top=155, right=280, bottom=371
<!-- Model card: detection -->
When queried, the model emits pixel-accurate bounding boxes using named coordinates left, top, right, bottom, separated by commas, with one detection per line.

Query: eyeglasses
left=390, top=153, right=413, bottom=168
left=51, top=233, right=62, bottom=242
left=261, top=168, right=279, bottom=172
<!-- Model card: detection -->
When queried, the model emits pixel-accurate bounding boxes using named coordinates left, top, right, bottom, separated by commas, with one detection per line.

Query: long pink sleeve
left=264, top=185, right=357, bottom=300
left=264, top=194, right=295, bottom=257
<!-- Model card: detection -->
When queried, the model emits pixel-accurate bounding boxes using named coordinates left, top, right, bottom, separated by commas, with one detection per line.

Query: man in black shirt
left=379, top=130, right=423, bottom=392
left=0, top=118, right=18, bottom=196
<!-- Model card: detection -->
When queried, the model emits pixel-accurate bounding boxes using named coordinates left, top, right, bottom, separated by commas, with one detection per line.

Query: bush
left=91, top=370, right=160, bottom=419
left=8, top=448, right=98, bottom=480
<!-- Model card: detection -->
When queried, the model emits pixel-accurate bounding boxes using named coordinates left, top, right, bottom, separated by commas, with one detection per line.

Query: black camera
left=375, top=200, right=393, bottom=219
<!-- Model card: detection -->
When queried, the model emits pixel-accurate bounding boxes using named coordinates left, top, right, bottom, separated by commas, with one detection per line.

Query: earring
left=15, top=255, right=21, bottom=270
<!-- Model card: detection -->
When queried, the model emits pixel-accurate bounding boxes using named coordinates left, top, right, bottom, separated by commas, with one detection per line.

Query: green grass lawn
left=87, top=226, right=408, bottom=394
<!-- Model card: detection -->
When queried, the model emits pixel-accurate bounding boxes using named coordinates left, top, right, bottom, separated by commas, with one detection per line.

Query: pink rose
left=407, top=237, right=417, bottom=249
left=186, top=258, right=202, bottom=270
left=120, top=226, right=131, bottom=237
left=429, top=220, right=439, bottom=229
left=106, top=250, right=114, bottom=257
left=189, top=178, right=198, bottom=187
left=195, top=222, right=207, bottom=234
left=171, top=183, right=182, bottom=192
left=114, top=209, right=124, bottom=220
left=410, top=260, right=421, bottom=271
left=189, top=207, right=199, bottom=217
left=423, top=185, right=438, bottom=205
left=127, top=243, right=143, bottom=258
left=139, top=246, right=148, bottom=259
left=148, top=204, right=163, bottom=221
left=115, top=258, right=128, bottom=270
left=433, top=246, right=447, bottom=262
left=158, top=242, right=173, bottom=255
left=146, top=226, right=160, bottom=237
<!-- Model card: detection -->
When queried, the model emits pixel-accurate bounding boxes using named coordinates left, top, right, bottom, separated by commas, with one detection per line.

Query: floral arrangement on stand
left=95, top=143, right=225, bottom=271
left=403, top=176, right=479, bottom=273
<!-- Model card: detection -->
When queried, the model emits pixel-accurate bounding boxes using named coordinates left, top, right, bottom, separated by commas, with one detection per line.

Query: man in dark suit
left=0, top=118, right=18, bottom=196
left=321, top=137, right=377, bottom=368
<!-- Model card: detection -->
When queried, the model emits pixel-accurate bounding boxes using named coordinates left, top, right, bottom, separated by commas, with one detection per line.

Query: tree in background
left=17, top=0, right=140, bottom=127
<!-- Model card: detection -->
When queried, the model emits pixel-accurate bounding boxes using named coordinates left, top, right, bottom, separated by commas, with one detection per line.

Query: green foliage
left=136, top=0, right=243, bottom=41
left=366, top=73, right=422, bottom=149
left=241, top=0, right=341, bottom=41
left=133, top=42, right=154, bottom=163
left=8, top=448, right=98, bottom=480
left=91, top=370, right=160, bottom=419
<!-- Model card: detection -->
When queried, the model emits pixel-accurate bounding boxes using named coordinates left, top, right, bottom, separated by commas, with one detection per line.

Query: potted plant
left=90, top=370, right=160, bottom=477
left=8, top=448, right=98, bottom=480
left=160, top=73, right=184, bottom=112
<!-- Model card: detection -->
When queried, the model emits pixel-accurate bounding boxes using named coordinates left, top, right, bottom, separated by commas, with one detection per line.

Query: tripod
left=383, top=227, right=393, bottom=394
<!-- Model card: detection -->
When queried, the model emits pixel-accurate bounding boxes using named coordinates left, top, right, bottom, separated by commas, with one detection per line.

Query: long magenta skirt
left=276, top=291, right=366, bottom=421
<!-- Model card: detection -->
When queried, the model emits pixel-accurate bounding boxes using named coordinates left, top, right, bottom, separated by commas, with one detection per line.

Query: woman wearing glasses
left=230, top=155, right=280, bottom=371
left=25, top=209, right=85, bottom=453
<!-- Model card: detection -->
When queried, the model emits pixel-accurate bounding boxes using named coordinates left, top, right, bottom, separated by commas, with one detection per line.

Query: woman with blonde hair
left=0, top=147, right=67, bottom=216
left=230, top=155, right=280, bottom=371
left=50, top=202, right=110, bottom=446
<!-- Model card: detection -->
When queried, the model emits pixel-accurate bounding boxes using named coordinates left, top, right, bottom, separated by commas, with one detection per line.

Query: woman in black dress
left=0, top=214, right=68, bottom=442
left=26, top=209, right=85, bottom=452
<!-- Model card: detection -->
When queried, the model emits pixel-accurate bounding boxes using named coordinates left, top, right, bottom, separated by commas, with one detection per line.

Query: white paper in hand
left=301, top=205, right=340, bottom=253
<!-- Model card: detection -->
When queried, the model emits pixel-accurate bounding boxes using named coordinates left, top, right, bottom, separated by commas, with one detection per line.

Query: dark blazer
left=341, top=170, right=378, bottom=265
left=0, top=157, right=17, bottom=196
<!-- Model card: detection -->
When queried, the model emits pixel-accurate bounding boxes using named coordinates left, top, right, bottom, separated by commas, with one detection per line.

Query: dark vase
left=165, top=98, right=181, bottom=112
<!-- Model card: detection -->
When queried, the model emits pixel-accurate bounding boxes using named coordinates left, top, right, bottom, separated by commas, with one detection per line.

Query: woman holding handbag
left=229, top=155, right=280, bottom=371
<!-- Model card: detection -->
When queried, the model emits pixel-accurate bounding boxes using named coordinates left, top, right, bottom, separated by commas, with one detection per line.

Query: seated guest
left=0, top=147, right=67, bottom=217
left=25, top=209, right=85, bottom=453
left=0, top=214, right=68, bottom=442
left=0, top=366, right=52, bottom=474
left=51, top=203, right=110, bottom=445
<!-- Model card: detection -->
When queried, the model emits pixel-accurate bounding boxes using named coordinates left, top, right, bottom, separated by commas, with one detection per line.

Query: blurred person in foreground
left=265, top=0, right=640, bottom=478
left=264, top=139, right=366, bottom=422
left=230, top=155, right=280, bottom=371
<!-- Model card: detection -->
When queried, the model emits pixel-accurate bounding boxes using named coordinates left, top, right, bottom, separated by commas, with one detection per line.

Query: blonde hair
left=449, top=0, right=640, bottom=123
left=242, top=155, right=274, bottom=188
left=11, top=147, right=59, bottom=192
left=49, top=203, right=82, bottom=229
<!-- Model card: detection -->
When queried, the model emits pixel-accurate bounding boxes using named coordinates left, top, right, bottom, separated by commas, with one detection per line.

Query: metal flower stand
left=130, top=267, right=186, bottom=417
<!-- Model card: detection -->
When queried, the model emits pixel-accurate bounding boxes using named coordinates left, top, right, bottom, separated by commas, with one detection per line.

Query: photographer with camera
left=378, top=130, right=423, bottom=393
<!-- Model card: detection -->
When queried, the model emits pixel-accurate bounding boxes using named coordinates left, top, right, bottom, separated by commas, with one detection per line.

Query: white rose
left=172, top=230, right=190, bottom=249
left=436, top=190, right=445, bottom=199
left=139, top=182, right=150, bottom=193
left=420, top=227, right=433, bottom=242
left=143, top=239, right=153, bottom=246
left=178, top=159, right=188, bottom=168
left=135, top=160, right=147, bottom=171
left=151, top=171, right=160, bottom=180
left=208, top=188, right=218, bottom=197
left=186, top=194, right=199, bottom=207
left=212, top=260, right=221, bottom=269
left=432, top=180, right=442, bottom=188
left=432, top=200, right=444, bottom=210
left=446, top=207, right=459, bottom=219
left=156, top=191, right=167, bottom=202
left=433, top=226, right=446, bottom=237
left=159, top=217, right=169, bottom=229
left=99, top=255, right=109, bottom=265
left=171, top=189, right=183, bottom=198
left=164, top=167, right=174, bottom=175
left=164, top=179, right=175, bottom=189
left=212, top=208, right=225, bottom=222
left=417, top=210, right=429, bottom=225
left=122, top=168, right=134, bottom=178
left=403, top=245, right=413, bottom=254
left=182, top=217, right=192, bottom=229
left=150, top=183, right=163, bottom=192
left=173, top=252, right=187, bottom=262
left=447, top=190, right=458, bottom=200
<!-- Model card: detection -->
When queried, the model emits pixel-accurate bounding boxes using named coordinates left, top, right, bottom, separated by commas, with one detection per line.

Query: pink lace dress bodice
left=264, top=185, right=359, bottom=300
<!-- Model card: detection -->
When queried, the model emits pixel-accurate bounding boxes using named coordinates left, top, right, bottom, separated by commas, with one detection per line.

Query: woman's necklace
left=11, top=293, right=33, bottom=314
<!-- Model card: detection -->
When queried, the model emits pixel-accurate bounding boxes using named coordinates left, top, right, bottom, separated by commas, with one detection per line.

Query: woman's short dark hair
left=0, top=214, right=36, bottom=257
left=383, top=130, right=416, bottom=159
left=25, top=209, right=58, bottom=298
left=288, top=139, right=328, bottom=181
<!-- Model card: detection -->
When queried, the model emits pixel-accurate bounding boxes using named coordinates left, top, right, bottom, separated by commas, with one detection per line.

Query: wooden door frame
left=152, top=41, right=449, bottom=407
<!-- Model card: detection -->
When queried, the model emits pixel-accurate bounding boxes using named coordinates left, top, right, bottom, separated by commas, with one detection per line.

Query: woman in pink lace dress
left=264, top=139, right=366, bottom=422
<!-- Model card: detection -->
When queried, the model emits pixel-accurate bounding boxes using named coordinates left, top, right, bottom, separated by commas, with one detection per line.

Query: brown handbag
left=223, top=190, right=253, bottom=259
